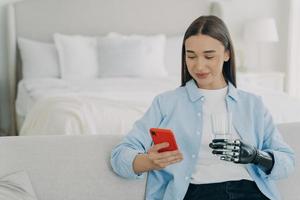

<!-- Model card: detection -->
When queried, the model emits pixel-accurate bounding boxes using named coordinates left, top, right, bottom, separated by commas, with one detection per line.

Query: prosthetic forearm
left=209, top=139, right=274, bottom=174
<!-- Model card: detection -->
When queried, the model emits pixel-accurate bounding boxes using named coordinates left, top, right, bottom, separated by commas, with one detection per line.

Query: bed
left=14, top=76, right=300, bottom=135
left=7, top=0, right=212, bottom=135
left=7, top=0, right=300, bottom=136
left=16, top=77, right=180, bottom=135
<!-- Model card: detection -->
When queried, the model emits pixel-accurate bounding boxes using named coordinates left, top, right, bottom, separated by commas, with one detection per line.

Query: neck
left=197, top=79, right=227, bottom=90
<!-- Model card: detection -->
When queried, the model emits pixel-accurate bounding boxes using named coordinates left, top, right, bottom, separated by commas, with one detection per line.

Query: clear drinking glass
left=210, top=112, right=232, bottom=140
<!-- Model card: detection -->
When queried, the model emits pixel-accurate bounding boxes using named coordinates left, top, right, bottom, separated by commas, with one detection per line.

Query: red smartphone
left=149, top=128, right=178, bottom=153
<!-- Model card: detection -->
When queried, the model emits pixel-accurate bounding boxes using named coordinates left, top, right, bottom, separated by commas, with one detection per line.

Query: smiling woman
left=111, top=15, right=294, bottom=200
left=184, top=34, right=230, bottom=89
left=181, top=15, right=235, bottom=90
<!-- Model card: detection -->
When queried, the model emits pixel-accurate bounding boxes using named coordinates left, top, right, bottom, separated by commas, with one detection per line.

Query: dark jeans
left=183, top=179, right=270, bottom=200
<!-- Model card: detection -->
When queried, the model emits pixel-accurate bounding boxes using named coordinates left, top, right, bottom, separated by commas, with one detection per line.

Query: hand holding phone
left=147, top=128, right=183, bottom=170
left=132, top=128, right=182, bottom=174
left=149, top=128, right=179, bottom=153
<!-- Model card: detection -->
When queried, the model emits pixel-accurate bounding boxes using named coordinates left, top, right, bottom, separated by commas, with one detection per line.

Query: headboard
left=7, top=0, right=214, bottom=135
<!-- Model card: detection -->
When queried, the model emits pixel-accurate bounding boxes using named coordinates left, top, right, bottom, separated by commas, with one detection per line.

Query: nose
left=194, top=57, right=207, bottom=70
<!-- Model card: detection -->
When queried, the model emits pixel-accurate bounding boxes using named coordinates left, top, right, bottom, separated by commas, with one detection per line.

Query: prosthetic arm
left=209, top=139, right=274, bottom=174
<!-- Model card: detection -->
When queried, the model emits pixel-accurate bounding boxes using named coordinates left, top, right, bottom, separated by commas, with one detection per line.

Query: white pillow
left=0, top=171, right=38, bottom=200
left=98, top=32, right=168, bottom=78
left=18, top=38, right=60, bottom=79
left=54, top=33, right=99, bottom=80
left=165, top=35, right=184, bottom=76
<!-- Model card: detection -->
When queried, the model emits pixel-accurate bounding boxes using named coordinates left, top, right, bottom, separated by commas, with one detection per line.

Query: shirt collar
left=185, top=79, right=239, bottom=102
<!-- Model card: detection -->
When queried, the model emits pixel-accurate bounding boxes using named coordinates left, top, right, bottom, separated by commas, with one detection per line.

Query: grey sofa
left=0, top=135, right=146, bottom=200
left=0, top=123, right=299, bottom=200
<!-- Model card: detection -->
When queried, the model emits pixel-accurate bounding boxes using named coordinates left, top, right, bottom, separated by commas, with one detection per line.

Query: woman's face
left=185, top=34, right=230, bottom=89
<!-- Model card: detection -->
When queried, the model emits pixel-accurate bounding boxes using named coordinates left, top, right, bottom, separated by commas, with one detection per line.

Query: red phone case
left=149, top=128, right=178, bottom=153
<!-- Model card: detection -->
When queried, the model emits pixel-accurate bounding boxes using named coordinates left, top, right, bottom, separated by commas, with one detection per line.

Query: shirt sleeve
left=110, top=95, right=165, bottom=179
left=257, top=97, right=295, bottom=180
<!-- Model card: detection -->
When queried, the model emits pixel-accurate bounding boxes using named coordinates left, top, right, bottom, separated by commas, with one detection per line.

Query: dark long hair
left=181, top=15, right=236, bottom=87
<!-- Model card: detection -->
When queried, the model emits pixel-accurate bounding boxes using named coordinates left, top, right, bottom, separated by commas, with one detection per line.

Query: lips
left=196, top=72, right=210, bottom=79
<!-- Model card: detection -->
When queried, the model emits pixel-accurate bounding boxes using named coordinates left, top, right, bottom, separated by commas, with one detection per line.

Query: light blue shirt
left=111, top=79, right=295, bottom=200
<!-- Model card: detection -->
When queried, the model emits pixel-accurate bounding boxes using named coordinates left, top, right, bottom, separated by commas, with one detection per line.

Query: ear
left=224, top=50, right=230, bottom=62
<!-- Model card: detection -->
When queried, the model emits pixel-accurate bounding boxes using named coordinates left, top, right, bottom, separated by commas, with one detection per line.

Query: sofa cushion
left=0, top=170, right=38, bottom=200
left=276, top=122, right=299, bottom=199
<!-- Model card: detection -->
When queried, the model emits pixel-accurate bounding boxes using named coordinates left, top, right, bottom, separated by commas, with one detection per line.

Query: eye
left=205, top=56, right=214, bottom=60
left=187, top=56, right=196, bottom=59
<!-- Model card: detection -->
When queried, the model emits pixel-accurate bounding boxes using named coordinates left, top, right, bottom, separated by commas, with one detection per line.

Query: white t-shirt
left=190, top=86, right=253, bottom=184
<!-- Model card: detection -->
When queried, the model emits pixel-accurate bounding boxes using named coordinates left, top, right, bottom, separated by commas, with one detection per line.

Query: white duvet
left=20, top=94, right=148, bottom=135
left=18, top=77, right=179, bottom=135
left=17, top=77, right=300, bottom=135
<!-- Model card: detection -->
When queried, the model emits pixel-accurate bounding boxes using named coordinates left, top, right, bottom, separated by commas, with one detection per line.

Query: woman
left=111, top=15, right=294, bottom=200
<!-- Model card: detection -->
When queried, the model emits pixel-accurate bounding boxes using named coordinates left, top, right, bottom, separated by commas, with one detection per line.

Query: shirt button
left=197, top=112, right=201, bottom=117
left=196, top=131, right=200, bottom=135
left=200, top=97, right=205, bottom=101
left=192, top=154, right=196, bottom=158
left=185, top=176, right=189, bottom=181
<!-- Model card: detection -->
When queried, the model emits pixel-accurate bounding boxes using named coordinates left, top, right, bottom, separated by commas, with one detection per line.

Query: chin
left=195, top=79, right=212, bottom=89
left=198, top=85, right=210, bottom=89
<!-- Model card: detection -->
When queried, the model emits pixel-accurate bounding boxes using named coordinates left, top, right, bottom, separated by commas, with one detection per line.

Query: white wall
left=286, top=0, right=300, bottom=97
left=218, top=0, right=290, bottom=72
left=0, top=0, right=291, bottom=134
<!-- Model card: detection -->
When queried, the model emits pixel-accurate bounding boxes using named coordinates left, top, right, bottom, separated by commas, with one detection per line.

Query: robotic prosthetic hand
left=209, top=139, right=275, bottom=175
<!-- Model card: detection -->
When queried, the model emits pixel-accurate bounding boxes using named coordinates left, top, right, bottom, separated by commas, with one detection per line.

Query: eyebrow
left=186, top=50, right=216, bottom=54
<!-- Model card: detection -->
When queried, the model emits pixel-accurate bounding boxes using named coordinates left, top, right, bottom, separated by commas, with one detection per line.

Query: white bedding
left=16, top=77, right=300, bottom=135
left=17, top=77, right=180, bottom=135
left=16, top=77, right=180, bottom=116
